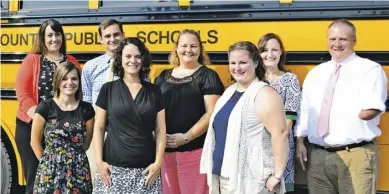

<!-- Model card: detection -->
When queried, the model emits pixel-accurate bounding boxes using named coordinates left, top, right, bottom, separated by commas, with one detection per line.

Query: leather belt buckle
left=315, top=141, right=372, bottom=152
left=322, top=146, right=332, bottom=152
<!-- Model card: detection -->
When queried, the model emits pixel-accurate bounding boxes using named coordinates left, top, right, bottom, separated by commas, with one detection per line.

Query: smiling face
left=59, top=69, right=79, bottom=97
left=122, top=44, right=142, bottom=76
left=229, top=49, right=257, bottom=85
left=176, top=33, right=201, bottom=65
left=44, top=26, right=62, bottom=54
left=327, top=24, right=356, bottom=62
left=100, top=24, right=125, bottom=54
left=260, top=38, right=282, bottom=69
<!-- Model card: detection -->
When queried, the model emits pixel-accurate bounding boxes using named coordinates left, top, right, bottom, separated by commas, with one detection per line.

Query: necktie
left=104, top=58, right=114, bottom=83
left=317, top=63, right=341, bottom=137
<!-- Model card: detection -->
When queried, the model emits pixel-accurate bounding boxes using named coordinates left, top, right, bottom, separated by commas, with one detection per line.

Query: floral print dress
left=33, top=99, right=95, bottom=194
left=269, top=72, right=301, bottom=192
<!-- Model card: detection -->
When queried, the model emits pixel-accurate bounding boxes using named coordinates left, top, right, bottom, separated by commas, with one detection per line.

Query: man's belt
left=314, top=141, right=372, bottom=152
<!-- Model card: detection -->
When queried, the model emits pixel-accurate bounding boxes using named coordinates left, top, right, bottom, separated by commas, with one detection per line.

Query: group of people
left=14, top=17, right=386, bottom=194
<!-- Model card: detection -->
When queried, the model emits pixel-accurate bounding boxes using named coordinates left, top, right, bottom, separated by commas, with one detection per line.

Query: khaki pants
left=307, top=143, right=379, bottom=194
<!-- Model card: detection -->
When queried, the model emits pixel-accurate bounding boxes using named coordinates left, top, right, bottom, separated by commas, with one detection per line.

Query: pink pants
left=161, top=148, right=209, bottom=194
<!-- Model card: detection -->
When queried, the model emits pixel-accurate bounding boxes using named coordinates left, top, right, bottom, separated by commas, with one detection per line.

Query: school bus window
left=100, top=0, right=174, bottom=8
left=1, top=0, right=9, bottom=10
left=190, top=1, right=255, bottom=6
left=19, top=0, right=88, bottom=10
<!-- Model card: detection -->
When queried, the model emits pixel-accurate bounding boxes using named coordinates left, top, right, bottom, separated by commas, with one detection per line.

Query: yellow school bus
left=1, top=0, right=389, bottom=193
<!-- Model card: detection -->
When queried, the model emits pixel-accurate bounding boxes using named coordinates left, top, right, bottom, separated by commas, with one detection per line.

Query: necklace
left=45, top=54, right=64, bottom=62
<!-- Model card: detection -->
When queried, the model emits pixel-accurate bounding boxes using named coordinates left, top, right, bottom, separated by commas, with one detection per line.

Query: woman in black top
left=31, top=62, right=94, bottom=194
left=155, top=29, right=224, bottom=194
left=93, top=38, right=166, bottom=194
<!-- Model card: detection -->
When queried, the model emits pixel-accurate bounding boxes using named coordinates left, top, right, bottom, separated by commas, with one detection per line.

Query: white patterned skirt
left=93, top=165, right=162, bottom=194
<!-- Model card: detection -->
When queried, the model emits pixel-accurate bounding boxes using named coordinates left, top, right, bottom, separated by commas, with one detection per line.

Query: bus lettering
left=207, top=30, right=218, bottom=44
left=137, top=30, right=219, bottom=45
left=1, top=32, right=102, bottom=47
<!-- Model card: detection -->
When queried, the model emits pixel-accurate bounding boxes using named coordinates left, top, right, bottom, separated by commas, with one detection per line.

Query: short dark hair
left=53, top=62, right=82, bottom=100
left=228, top=41, right=266, bottom=82
left=168, top=29, right=210, bottom=66
left=98, top=19, right=123, bottom=37
left=112, top=37, right=151, bottom=80
left=257, top=33, right=286, bottom=72
left=30, top=19, right=66, bottom=55
left=328, top=19, right=356, bottom=40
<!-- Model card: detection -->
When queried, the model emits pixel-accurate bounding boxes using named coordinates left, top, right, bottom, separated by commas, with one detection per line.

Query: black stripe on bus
left=1, top=1, right=389, bottom=26
left=2, top=51, right=389, bottom=65
left=2, top=89, right=389, bottom=112
left=1, top=89, right=17, bottom=100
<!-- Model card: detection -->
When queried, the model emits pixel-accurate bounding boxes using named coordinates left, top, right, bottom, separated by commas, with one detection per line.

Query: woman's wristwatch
left=184, top=133, right=190, bottom=144
left=273, top=175, right=282, bottom=181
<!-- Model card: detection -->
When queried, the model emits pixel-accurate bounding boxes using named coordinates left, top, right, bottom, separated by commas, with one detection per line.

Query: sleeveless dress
left=269, top=72, right=301, bottom=192
left=33, top=99, right=94, bottom=194
left=235, top=82, right=276, bottom=194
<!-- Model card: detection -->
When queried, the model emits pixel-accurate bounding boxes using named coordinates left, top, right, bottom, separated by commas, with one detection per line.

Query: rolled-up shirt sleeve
left=360, top=65, right=387, bottom=112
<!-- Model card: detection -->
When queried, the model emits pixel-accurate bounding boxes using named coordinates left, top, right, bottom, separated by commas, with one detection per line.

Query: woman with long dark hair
left=15, top=19, right=79, bottom=194
left=258, top=33, right=301, bottom=193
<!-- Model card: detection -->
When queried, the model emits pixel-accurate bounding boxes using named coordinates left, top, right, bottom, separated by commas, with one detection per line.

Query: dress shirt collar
left=103, top=53, right=113, bottom=64
left=330, top=52, right=357, bottom=67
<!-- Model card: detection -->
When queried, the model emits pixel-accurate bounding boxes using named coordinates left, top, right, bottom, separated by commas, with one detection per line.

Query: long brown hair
left=30, top=19, right=67, bottom=55
left=168, top=29, right=211, bottom=66
left=52, top=62, right=82, bottom=100
left=257, top=33, right=286, bottom=72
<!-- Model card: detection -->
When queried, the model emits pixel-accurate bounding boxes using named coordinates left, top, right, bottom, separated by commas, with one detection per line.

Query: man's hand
left=295, top=138, right=308, bottom=171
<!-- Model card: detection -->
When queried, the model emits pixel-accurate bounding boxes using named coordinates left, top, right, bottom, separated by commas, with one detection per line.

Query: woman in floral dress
left=31, top=62, right=95, bottom=194
left=258, top=33, right=301, bottom=193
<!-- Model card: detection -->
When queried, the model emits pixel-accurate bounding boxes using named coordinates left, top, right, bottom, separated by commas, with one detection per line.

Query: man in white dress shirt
left=295, top=19, right=387, bottom=194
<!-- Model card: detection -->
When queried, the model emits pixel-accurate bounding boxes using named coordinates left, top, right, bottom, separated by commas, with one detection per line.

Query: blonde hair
left=168, top=29, right=211, bottom=66
left=328, top=19, right=356, bottom=40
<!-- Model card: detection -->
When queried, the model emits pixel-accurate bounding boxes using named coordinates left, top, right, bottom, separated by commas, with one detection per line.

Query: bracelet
left=272, top=175, right=282, bottom=181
